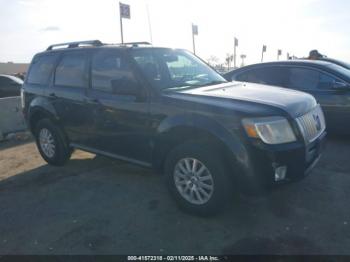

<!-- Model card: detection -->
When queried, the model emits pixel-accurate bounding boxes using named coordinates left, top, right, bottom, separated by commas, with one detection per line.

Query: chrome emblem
left=313, top=114, right=321, bottom=131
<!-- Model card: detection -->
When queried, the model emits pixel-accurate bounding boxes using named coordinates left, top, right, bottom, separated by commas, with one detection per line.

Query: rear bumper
left=235, top=131, right=326, bottom=194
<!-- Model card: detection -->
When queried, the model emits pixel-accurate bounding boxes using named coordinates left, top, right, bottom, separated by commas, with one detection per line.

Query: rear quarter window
left=27, top=54, right=58, bottom=85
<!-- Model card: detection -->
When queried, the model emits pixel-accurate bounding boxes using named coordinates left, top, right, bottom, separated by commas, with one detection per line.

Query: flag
left=119, top=2, right=130, bottom=19
left=262, top=45, right=267, bottom=52
left=234, top=37, right=239, bottom=47
left=192, top=24, right=198, bottom=35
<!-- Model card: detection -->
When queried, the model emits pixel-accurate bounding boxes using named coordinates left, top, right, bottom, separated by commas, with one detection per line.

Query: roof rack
left=46, top=40, right=103, bottom=51
left=120, top=42, right=152, bottom=47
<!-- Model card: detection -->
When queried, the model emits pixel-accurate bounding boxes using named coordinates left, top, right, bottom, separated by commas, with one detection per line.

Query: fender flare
left=155, top=113, right=251, bottom=171
left=27, top=97, right=60, bottom=131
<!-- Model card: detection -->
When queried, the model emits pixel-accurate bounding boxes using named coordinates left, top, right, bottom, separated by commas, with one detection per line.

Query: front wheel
left=164, top=141, right=232, bottom=216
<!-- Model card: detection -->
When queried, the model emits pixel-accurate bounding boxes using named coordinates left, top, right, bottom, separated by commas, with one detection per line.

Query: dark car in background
left=0, top=74, right=23, bottom=98
left=224, top=60, right=350, bottom=134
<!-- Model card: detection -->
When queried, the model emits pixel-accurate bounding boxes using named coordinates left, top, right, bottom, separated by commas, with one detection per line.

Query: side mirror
left=333, top=81, right=350, bottom=90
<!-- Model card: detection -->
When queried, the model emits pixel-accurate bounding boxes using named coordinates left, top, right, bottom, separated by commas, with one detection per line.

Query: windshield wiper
left=164, top=80, right=227, bottom=91
left=164, top=85, right=198, bottom=91
left=196, top=80, right=227, bottom=87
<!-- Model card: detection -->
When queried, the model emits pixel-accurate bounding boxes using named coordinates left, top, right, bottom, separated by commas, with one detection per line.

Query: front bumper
left=238, top=131, right=326, bottom=193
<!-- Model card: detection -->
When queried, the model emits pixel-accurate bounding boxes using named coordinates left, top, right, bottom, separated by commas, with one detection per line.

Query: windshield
left=131, top=49, right=226, bottom=90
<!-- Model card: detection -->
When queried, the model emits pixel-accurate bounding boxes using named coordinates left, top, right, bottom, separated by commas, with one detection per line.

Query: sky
left=0, top=0, right=349, bottom=66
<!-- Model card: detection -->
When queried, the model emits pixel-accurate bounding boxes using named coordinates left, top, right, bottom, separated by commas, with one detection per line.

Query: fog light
left=274, top=165, right=287, bottom=182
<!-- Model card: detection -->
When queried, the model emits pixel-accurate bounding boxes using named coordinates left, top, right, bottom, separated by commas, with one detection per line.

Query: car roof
left=224, top=59, right=337, bottom=76
left=244, top=59, right=334, bottom=68
left=0, top=74, right=24, bottom=84
left=224, top=59, right=350, bottom=83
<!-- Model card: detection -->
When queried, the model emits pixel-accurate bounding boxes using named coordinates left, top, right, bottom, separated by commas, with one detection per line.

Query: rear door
left=87, top=49, right=151, bottom=163
left=285, top=66, right=350, bottom=132
left=50, top=51, right=93, bottom=145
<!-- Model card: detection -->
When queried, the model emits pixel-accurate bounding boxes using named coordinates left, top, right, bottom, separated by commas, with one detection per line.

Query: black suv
left=22, top=40, right=326, bottom=215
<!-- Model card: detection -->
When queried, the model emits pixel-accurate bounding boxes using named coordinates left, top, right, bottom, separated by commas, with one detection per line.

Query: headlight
left=242, top=116, right=296, bottom=144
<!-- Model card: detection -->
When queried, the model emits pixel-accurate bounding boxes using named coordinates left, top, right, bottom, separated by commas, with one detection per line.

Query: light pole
left=261, top=45, right=267, bottom=62
left=277, top=49, right=282, bottom=60
left=192, top=24, right=198, bottom=55
left=240, top=54, right=246, bottom=67
left=234, top=37, right=238, bottom=68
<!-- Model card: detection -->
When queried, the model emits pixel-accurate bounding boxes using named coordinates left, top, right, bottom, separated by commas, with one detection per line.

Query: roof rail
left=121, top=42, right=152, bottom=47
left=46, top=40, right=103, bottom=51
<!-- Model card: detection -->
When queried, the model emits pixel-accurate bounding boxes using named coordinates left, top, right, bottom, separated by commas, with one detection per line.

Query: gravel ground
left=0, top=135, right=349, bottom=255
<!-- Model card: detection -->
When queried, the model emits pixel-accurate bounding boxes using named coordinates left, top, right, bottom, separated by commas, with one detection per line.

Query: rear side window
left=27, top=55, right=58, bottom=85
left=55, top=53, right=87, bottom=88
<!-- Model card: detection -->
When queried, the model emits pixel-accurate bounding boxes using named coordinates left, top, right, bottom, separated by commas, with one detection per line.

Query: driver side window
left=91, top=50, right=138, bottom=94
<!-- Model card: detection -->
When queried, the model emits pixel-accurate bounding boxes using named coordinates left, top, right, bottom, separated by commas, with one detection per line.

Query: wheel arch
left=152, top=114, right=250, bottom=177
left=27, top=97, right=60, bottom=133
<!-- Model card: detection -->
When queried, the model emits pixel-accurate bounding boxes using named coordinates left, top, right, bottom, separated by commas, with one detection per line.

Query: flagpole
left=192, top=32, right=196, bottom=55
left=192, top=24, right=196, bottom=55
left=119, top=2, right=124, bottom=44
left=233, top=37, right=238, bottom=69
left=146, top=3, right=153, bottom=43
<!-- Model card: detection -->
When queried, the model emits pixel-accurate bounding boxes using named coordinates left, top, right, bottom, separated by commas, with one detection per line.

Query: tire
left=34, top=118, right=71, bottom=166
left=164, top=140, right=232, bottom=216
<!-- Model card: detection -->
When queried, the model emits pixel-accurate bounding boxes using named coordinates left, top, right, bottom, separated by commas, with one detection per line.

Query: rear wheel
left=164, top=141, right=232, bottom=216
left=34, top=119, right=71, bottom=166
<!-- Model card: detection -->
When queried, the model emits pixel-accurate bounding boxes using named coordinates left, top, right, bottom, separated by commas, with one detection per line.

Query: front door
left=87, top=49, right=152, bottom=163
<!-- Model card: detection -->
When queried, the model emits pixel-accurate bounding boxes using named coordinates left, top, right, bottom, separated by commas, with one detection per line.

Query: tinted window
left=236, top=67, right=289, bottom=87
left=318, top=73, right=338, bottom=89
left=27, top=55, right=58, bottom=85
left=287, top=67, right=338, bottom=90
left=55, top=53, right=87, bottom=88
left=0, top=76, right=21, bottom=98
left=0, top=76, right=12, bottom=86
left=91, top=50, right=137, bottom=93
left=288, top=68, right=319, bottom=90
left=133, top=52, right=162, bottom=87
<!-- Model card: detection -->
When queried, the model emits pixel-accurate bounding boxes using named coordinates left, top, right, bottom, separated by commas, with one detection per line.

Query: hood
left=179, top=82, right=317, bottom=118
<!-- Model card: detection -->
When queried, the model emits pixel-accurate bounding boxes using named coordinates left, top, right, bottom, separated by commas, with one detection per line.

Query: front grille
left=296, top=105, right=326, bottom=144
